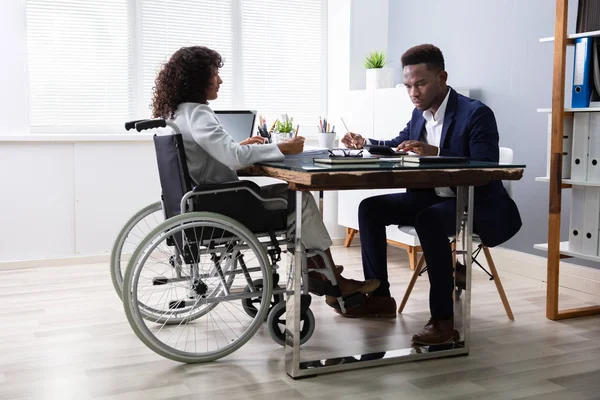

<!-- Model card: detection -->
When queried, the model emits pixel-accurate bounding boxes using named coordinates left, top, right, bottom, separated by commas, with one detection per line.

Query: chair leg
left=451, top=240, right=456, bottom=301
left=482, top=245, right=515, bottom=321
left=398, top=254, right=426, bottom=313
left=344, top=228, right=357, bottom=247
left=407, top=246, right=418, bottom=271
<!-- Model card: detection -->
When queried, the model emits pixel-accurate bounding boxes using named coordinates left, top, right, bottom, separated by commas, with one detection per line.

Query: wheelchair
left=115, top=118, right=358, bottom=363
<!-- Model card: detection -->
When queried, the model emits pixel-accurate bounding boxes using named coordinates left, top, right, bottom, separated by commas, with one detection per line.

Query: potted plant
left=364, top=50, right=394, bottom=89
left=273, top=116, right=295, bottom=142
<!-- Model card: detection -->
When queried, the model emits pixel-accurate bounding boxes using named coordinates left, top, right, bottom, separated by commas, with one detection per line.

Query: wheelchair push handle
left=124, top=119, right=150, bottom=131
left=135, top=119, right=167, bottom=131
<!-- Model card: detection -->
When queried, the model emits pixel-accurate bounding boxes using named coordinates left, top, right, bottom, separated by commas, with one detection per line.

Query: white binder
left=582, top=187, right=600, bottom=255
left=571, top=112, right=591, bottom=181
left=587, top=113, right=600, bottom=182
left=569, top=186, right=585, bottom=253
left=563, top=115, right=574, bottom=178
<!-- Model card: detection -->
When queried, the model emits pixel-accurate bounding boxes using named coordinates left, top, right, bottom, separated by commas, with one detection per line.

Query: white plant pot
left=366, top=67, right=394, bottom=89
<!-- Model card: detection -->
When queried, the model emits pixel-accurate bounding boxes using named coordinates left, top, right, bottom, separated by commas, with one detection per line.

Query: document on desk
left=285, top=149, right=330, bottom=159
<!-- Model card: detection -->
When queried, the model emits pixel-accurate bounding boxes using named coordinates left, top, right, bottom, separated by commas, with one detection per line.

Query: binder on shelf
left=576, top=0, right=600, bottom=33
left=546, top=114, right=573, bottom=179
left=582, top=187, right=600, bottom=255
left=587, top=113, right=600, bottom=182
left=569, top=186, right=585, bottom=253
left=572, top=37, right=593, bottom=108
left=571, top=112, right=591, bottom=181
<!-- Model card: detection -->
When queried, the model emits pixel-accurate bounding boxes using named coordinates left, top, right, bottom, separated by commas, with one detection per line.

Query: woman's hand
left=341, top=132, right=365, bottom=149
left=397, top=140, right=438, bottom=156
left=240, top=136, right=268, bottom=145
left=277, top=136, right=305, bottom=155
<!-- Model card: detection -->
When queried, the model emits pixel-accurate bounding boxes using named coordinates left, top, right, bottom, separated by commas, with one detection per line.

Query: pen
left=295, top=124, right=299, bottom=138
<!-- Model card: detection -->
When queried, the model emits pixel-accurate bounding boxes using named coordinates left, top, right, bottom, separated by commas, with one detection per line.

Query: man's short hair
left=401, top=44, right=445, bottom=72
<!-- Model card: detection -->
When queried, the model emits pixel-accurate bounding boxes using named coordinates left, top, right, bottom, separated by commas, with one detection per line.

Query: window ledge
left=0, top=134, right=154, bottom=143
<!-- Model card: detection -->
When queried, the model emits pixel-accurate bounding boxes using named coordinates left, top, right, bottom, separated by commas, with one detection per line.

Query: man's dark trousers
left=358, top=189, right=458, bottom=319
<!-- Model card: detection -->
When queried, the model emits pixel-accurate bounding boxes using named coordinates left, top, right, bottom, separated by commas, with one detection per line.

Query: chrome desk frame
left=284, top=186, right=474, bottom=379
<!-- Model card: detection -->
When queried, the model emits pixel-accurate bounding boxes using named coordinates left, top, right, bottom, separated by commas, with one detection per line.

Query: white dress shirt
left=423, top=89, right=455, bottom=198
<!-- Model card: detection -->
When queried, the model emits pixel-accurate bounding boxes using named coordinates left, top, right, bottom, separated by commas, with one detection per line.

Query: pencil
left=269, top=120, right=278, bottom=133
left=340, top=117, right=350, bottom=133
left=340, top=117, right=357, bottom=147
left=295, top=124, right=299, bottom=137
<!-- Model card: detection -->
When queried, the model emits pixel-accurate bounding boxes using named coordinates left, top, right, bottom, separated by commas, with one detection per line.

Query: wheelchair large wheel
left=123, top=212, right=273, bottom=363
left=110, top=201, right=163, bottom=299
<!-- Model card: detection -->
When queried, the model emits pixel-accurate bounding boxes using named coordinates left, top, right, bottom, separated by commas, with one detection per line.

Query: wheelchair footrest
left=307, top=273, right=342, bottom=298
left=328, top=292, right=366, bottom=311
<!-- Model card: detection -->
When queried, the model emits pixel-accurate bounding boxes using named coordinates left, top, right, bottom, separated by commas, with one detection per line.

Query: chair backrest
left=153, top=133, right=193, bottom=219
left=499, top=147, right=514, bottom=198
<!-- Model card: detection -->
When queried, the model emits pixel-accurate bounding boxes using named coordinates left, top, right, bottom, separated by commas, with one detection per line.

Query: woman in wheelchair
left=151, top=45, right=380, bottom=309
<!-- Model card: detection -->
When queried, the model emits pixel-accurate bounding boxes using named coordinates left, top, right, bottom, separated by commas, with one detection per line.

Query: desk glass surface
left=258, top=158, right=526, bottom=172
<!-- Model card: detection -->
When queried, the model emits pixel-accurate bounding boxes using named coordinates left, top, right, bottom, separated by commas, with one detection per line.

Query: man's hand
left=277, top=136, right=305, bottom=155
left=240, top=136, right=268, bottom=145
left=397, top=140, right=438, bottom=156
left=341, top=132, right=365, bottom=149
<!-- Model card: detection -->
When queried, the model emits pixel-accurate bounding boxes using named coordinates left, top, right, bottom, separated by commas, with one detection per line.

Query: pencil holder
left=318, top=132, right=337, bottom=149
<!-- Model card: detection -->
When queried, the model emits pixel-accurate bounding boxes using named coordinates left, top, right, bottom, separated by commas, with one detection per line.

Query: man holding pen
left=338, top=44, right=521, bottom=346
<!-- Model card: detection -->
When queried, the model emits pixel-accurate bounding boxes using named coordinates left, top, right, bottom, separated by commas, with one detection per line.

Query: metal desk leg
left=284, top=186, right=474, bottom=379
left=285, top=190, right=303, bottom=377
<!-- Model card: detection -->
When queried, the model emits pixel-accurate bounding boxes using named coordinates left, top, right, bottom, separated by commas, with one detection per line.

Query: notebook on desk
left=401, top=155, right=467, bottom=164
left=313, top=157, right=381, bottom=164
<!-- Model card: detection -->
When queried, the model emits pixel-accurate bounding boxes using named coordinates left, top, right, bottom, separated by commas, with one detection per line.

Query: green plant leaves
left=364, top=51, right=388, bottom=69
left=275, top=117, right=294, bottom=133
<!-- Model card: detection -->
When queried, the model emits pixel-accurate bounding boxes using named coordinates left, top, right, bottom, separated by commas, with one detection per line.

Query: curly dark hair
left=152, top=46, right=224, bottom=119
left=401, top=44, right=445, bottom=72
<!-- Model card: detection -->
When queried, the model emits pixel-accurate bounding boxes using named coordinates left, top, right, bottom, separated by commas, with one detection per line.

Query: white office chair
left=397, top=147, right=515, bottom=320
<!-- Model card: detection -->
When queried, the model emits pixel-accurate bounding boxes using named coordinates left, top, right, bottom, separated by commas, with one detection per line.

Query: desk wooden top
left=241, top=159, right=525, bottom=191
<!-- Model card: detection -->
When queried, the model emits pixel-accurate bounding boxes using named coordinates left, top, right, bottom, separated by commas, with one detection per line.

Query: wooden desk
left=244, top=157, right=525, bottom=378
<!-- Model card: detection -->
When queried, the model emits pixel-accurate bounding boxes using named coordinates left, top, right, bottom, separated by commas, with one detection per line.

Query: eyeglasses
left=328, top=149, right=363, bottom=158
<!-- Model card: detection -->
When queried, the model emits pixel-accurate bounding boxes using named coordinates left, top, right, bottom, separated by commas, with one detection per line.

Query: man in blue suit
left=339, top=44, right=522, bottom=345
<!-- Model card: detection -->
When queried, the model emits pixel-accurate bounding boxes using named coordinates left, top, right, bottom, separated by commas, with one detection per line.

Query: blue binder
left=572, top=37, right=593, bottom=108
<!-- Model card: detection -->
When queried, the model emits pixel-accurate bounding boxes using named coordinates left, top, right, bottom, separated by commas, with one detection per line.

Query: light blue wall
left=386, top=0, right=589, bottom=263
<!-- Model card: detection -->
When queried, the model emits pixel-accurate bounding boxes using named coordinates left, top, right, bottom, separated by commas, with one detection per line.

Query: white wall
left=0, top=0, right=29, bottom=134
left=349, top=0, right=389, bottom=90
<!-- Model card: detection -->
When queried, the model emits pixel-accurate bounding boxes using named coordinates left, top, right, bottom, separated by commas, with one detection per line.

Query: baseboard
left=0, top=254, right=111, bottom=271
left=488, top=246, right=600, bottom=301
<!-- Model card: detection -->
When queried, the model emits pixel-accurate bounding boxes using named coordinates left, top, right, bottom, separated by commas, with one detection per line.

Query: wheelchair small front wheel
left=242, top=278, right=284, bottom=320
left=267, top=301, right=315, bottom=346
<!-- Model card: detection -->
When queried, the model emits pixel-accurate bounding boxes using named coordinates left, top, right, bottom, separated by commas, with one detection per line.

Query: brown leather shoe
left=334, top=294, right=397, bottom=318
left=411, top=318, right=460, bottom=345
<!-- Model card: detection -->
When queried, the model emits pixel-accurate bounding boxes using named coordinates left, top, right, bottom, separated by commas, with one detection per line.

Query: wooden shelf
left=534, top=242, right=600, bottom=263
left=540, top=29, right=600, bottom=42
left=534, top=177, right=600, bottom=188
left=537, top=107, right=600, bottom=113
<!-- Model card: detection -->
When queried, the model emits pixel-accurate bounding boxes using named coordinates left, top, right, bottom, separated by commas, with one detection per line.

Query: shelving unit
left=538, top=0, right=600, bottom=320
left=539, top=29, right=600, bottom=43
left=537, top=107, right=600, bottom=112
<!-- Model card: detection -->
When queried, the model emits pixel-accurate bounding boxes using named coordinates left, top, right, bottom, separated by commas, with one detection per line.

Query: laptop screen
left=214, top=110, right=257, bottom=143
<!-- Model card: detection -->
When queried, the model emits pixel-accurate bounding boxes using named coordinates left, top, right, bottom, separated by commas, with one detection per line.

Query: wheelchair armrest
left=185, top=180, right=287, bottom=211
left=192, top=180, right=261, bottom=193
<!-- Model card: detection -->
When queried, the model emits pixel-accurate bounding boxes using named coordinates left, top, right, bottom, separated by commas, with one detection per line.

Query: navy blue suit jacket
left=373, top=87, right=522, bottom=247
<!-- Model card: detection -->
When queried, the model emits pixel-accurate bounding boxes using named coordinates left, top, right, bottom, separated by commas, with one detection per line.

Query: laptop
left=214, top=110, right=257, bottom=142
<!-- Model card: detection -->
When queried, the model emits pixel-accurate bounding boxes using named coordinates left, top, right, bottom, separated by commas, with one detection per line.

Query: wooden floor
left=2, top=245, right=600, bottom=400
